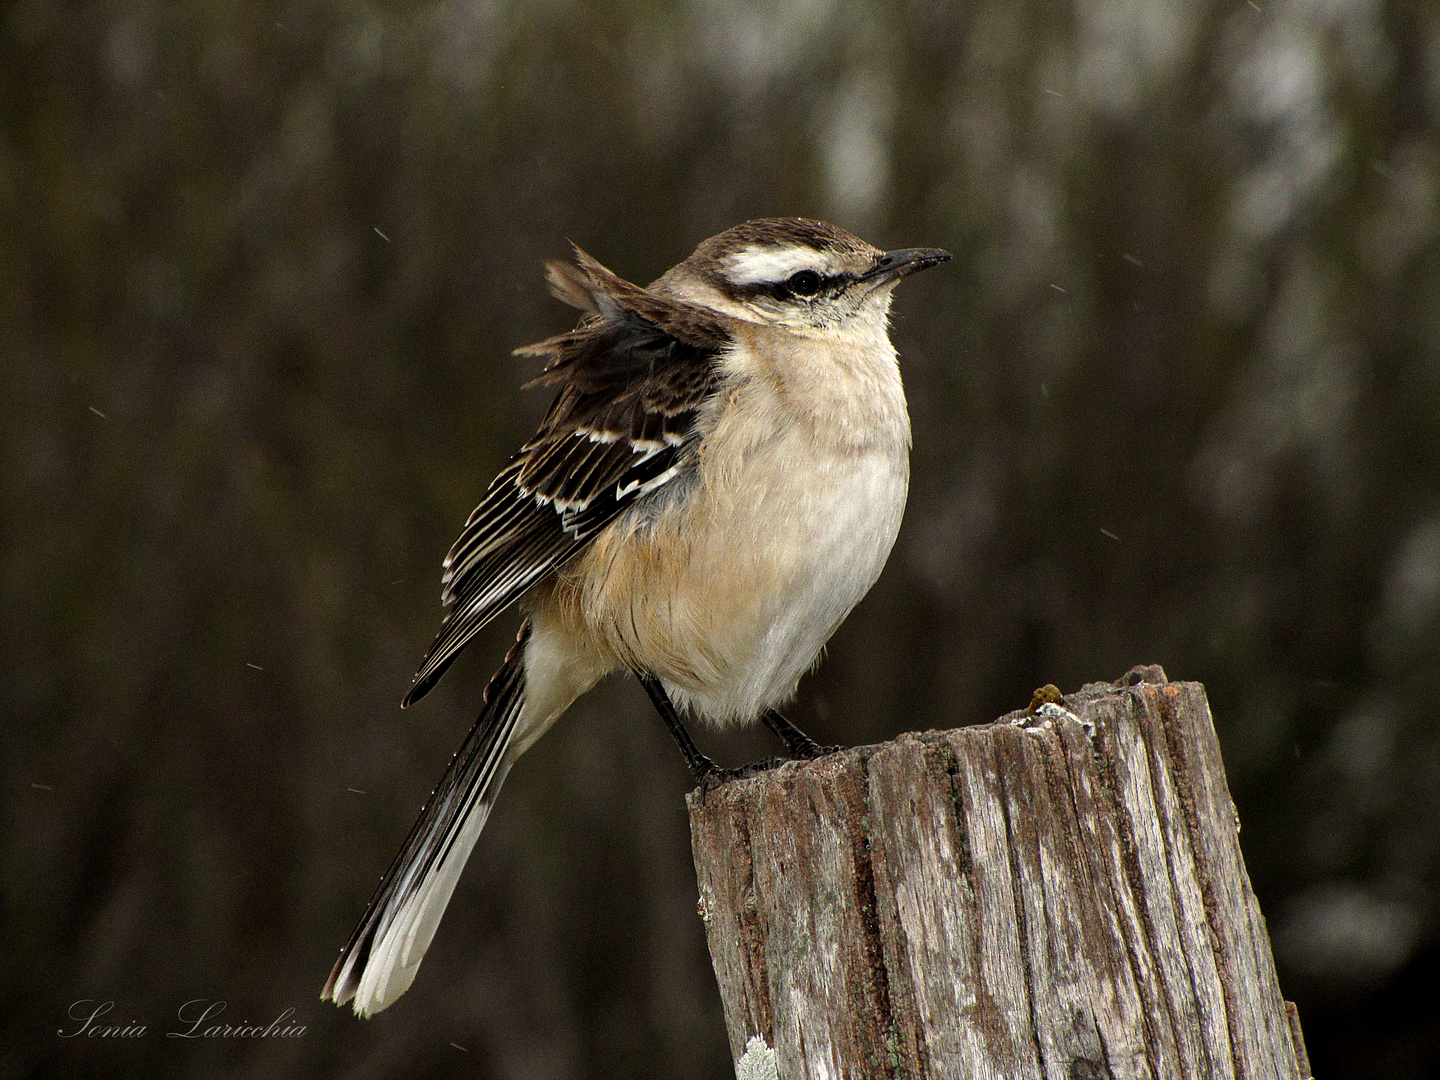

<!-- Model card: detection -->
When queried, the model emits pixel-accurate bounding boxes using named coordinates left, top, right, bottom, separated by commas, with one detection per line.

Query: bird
left=322, top=217, right=949, bottom=1017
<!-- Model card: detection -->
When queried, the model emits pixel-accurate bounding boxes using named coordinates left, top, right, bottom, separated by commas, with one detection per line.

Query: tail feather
left=323, top=621, right=531, bottom=1017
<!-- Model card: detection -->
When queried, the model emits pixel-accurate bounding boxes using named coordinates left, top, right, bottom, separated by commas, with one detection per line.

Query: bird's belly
left=558, top=433, right=909, bottom=724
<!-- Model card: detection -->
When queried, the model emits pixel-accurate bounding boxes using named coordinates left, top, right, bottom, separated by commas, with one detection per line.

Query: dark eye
left=785, top=270, right=822, bottom=297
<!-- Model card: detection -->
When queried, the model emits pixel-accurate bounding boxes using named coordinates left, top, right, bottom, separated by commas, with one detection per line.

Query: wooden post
left=688, top=666, right=1313, bottom=1080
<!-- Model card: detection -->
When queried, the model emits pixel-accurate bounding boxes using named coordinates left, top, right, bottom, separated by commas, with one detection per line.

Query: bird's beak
left=862, top=247, right=952, bottom=284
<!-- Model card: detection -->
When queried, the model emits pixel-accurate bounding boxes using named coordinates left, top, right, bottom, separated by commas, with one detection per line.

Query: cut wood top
left=688, top=668, right=1311, bottom=1080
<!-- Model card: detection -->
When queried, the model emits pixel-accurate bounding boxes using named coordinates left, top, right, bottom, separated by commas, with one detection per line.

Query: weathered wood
left=688, top=666, right=1312, bottom=1080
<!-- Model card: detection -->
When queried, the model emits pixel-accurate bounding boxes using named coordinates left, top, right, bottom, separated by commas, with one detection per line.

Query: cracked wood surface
left=687, top=667, right=1312, bottom=1080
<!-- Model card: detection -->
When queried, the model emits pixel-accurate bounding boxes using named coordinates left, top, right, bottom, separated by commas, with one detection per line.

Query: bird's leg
left=637, top=673, right=719, bottom=780
left=762, top=709, right=841, bottom=760
left=637, top=674, right=784, bottom=790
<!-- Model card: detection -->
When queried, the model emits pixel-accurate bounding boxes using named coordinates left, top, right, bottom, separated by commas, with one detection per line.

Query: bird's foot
left=691, top=755, right=789, bottom=798
left=761, top=709, right=843, bottom=761
left=784, top=735, right=843, bottom=760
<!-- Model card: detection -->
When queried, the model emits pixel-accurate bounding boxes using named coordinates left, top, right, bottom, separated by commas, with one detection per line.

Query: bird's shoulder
left=497, top=245, right=733, bottom=530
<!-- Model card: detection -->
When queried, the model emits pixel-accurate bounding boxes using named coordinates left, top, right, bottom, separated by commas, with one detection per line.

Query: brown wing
left=401, top=249, right=729, bottom=707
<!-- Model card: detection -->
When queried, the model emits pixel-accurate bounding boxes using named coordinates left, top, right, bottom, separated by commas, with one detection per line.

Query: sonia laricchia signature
left=58, top=999, right=308, bottom=1039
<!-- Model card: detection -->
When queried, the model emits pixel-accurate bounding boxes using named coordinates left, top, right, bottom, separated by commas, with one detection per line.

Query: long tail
left=323, top=620, right=532, bottom=1017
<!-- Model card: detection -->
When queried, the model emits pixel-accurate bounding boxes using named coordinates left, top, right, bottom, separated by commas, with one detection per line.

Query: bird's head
left=653, top=218, right=949, bottom=335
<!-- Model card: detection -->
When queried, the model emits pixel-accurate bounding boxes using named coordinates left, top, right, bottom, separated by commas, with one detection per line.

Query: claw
left=692, top=756, right=790, bottom=798
left=787, top=738, right=842, bottom=761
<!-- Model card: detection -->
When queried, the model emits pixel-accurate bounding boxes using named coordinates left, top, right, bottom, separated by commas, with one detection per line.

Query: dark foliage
left=3, top=2, right=1438, bottom=1077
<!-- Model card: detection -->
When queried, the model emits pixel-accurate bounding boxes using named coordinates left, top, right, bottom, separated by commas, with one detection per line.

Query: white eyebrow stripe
left=723, top=245, right=838, bottom=286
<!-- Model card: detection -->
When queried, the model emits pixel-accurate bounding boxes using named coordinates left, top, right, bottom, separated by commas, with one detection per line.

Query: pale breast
left=551, top=346, right=911, bottom=725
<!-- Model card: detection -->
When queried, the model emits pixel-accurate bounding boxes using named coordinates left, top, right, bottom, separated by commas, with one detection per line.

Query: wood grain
left=688, top=668, right=1311, bottom=1080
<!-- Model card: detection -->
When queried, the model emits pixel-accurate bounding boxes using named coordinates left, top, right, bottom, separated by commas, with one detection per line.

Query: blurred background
left=3, top=0, right=1438, bottom=1076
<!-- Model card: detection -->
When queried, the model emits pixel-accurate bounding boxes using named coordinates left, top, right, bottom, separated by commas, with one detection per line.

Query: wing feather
left=402, top=248, right=728, bottom=708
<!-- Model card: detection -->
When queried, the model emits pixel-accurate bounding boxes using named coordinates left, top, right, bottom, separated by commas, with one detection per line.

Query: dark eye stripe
left=775, top=271, right=845, bottom=301
left=726, top=272, right=847, bottom=303
left=786, top=270, right=822, bottom=296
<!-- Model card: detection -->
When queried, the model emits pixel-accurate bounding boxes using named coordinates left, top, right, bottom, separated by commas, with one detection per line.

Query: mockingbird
left=323, top=217, right=949, bottom=1016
